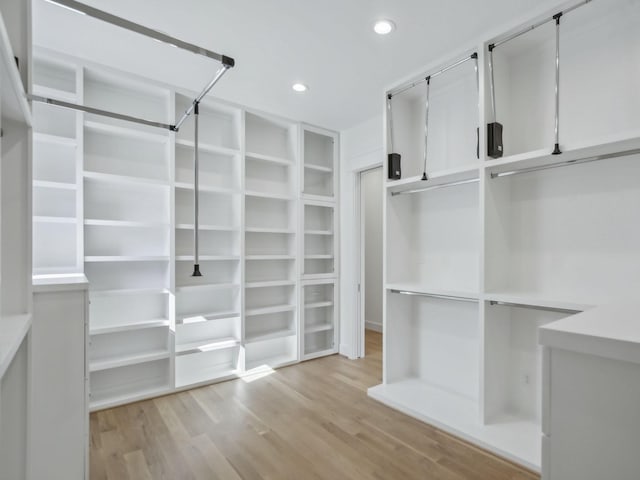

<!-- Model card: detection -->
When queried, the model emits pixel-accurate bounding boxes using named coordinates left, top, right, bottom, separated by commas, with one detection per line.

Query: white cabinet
left=31, top=275, right=88, bottom=480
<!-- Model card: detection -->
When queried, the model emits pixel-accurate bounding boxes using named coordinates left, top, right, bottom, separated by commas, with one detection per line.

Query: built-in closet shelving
left=370, top=0, right=640, bottom=472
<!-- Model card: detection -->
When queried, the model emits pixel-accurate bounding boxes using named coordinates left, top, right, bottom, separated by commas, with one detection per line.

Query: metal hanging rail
left=390, top=289, right=478, bottom=303
left=489, top=300, right=581, bottom=315
left=387, top=53, right=477, bottom=99
left=490, top=147, right=640, bottom=179
left=391, top=177, right=479, bottom=196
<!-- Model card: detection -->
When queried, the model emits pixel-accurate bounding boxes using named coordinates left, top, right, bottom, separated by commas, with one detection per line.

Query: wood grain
left=90, top=331, right=539, bottom=479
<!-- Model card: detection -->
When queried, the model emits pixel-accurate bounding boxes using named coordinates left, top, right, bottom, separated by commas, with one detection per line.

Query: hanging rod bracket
left=553, top=11, right=563, bottom=23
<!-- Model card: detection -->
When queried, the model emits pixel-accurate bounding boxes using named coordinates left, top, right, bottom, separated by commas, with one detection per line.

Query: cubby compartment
left=176, top=229, right=239, bottom=257
left=33, top=186, right=76, bottom=219
left=175, top=259, right=239, bottom=288
left=304, top=234, right=333, bottom=256
left=84, top=178, right=169, bottom=224
left=304, top=282, right=334, bottom=306
left=176, top=316, right=240, bottom=349
left=89, top=359, right=170, bottom=410
left=176, top=286, right=240, bottom=322
left=484, top=302, right=574, bottom=425
left=245, top=310, right=296, bottom=344
left=33, top=57, right=76, bottom=94
left=484, top=154, right=640, bottom=306
left=85, top=224, right=168, bottom=257
left=245, top=112, right=296, bottom=160
left=32, top=103, right=76, bottom=139
left=303, top=281, right=336, bottom=357
left=245, top=196, right=294, bottom=230
left=32, top=222, right=77, bottom=273
left=304, top=330, right=334, bottom=356
left=84, top=124, right=169, bottom=182
left=245, top=259, right=295, bottom=283
left=89, top=327, right=170, bottom=371
left=176, top=144, right=239, bottom=190
left=245, top=335, right=297, bottom=371
left=245, top=285, right=294, bottom=311
left=386, top=57, right=478, bottom=179
left=304, top=168, right=333, bottom=198
left=175, top=188, right=239, bottom=228
left=89, top=291, right=170, bottom=333
left=386, top=180, right=478, bottom=294
left=175, top=95, right=240, bottom=151
left=245, top=156, right=293, bottom=196
left=85, top=262, right=170, bottom=291
left=304, top=203, right=333, bottom=232
left=245, top=232, right=294, bottom=256
left=175, top=347, right=240, bottom=388
left=304, top=130, right=334, bottom=169
left=33, top=138, right=76, bottom=184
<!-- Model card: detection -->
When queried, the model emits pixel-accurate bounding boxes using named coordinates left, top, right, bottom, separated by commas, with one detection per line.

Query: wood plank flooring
left=90, top=331, right=539, bottom=479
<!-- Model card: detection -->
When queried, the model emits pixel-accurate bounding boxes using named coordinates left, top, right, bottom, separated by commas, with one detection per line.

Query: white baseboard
left=365, top=321, right=383, bottom=333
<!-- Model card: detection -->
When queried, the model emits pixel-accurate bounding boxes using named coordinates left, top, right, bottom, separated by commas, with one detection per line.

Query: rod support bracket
left=553, top=11, right=563, bottom=23
left=470, top=52, right=478, bottom=59
left=552, top=143, right=562, bottom=155
left=488, top=43, right=495, bottom=52
left=421, top=172, right=428, bottom=181
left=192, top=264, right=202, bottom=277
left=221, top=55, right=235, bottom=68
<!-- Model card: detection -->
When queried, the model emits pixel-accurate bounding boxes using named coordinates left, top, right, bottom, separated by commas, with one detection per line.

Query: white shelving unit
left=371, top=0, right=640, bottom=472
left=244, top=111, right=298, bottom=370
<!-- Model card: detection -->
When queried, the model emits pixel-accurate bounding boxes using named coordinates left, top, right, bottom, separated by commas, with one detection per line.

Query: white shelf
left=245, top=151, right=292, bottom=166
left=245, top=255, right=295, bottom=261
left=0, top=314, right=32, bottom=380
left=176, top=310, right=240, bottom=325
left=386, top=283, right=480, bottom=301
left=245, top=227, right=295, bottom=234
left=90, top=319, right=170, bottom=336
left=33, top=180, right=77, bottom=191
left=175, top=223, right=235, bottom=232
left=244, top=354, right=297, bottom=372
left=245, top=280, right=296, bottom=289
left=175, top=283, right=239, bottom=293
left=245, top=328, right=296, bottom=344
left=90, top=287, right=169, bottom=297
left=0, top=11, right=31, bottom=124
left=33, top=216, right=76, bottom=224
left=304, top=254, right=333, bottom=260
left=386, top=164, right=480, bottom=195
left=245, top=191, right=295, bottom=201
left=84, top=170, right=169, bottom=187
left=84, top=119, right=169, bottom=143
left=484, top=291, right=593, bottom=313
left=32, top=84, right=77, bottom=103
left=304, top=301, right=333, bottom=310
left=368, top=380, right=540, bottom=472
left=89, top=349, right=171, bottom=372
left=245, top=304, right=296, bottom=317
left=304, top=230, right=333, bottom=236
left=175, top=255, right=240, bottom=262
left=85, top=219, right=168, bottom=228
left=33, top=132, right=77, bottom=147
left=84, top=256, right=169, bottom=263
left=304, top=163, right=333, bottom=173
left=174, top=182, right=237, bottom=195
left=89, top=384, right=170, bottom=412
left=175, top=366, right=238, bottom=389
left=175, top=337, right=239, bottom=355
left=176, top=138, right=240, bottom=157
left=305, top=323, right=333, bottom=334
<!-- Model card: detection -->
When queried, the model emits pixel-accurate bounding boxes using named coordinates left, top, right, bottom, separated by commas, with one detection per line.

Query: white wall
left=363, top=167, right=383, bottom=332
left=339, top=114, right=383, bottom=358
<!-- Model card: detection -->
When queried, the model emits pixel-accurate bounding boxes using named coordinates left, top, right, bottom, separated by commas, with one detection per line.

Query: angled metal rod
left=192, top=102, right=202, bottom=277
left=388, top=53, right=476, bottom=98
left=489, top=300, right=580, bottom=315
left=422, top=77, right=431, bottom=181
left=489, top=147, right=640, bottom=179
left=390, top=289, right=478, bottom=303
left=28, top=94, right=174, bottom=131
left=386, top=95, right=395, bottom=153
left=552, top=13, right=562, bottom=155
left=45, top=0, right=235, bottom=66
left=487, top=48, right=498, bottom=124
left=391, top=177, right=479, bottom=196
left=175, top=65, right=230, bottom=131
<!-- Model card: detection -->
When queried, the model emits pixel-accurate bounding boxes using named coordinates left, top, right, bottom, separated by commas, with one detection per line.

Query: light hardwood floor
left=90, top=331, right=539, bottom=479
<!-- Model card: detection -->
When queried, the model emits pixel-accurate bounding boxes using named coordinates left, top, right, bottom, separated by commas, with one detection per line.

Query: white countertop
left=32, top=274, right=89, bottom=293
left=539, top=299, right=640, bottom=365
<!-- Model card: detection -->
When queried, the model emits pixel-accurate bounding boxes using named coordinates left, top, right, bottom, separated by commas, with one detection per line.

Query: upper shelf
left=386, top=164, right=480, bottom=195
left=0, top=10, right=31, bottom=125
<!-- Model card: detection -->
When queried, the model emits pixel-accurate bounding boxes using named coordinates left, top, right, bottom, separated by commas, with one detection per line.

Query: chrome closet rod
left=390, top=177, right=479, bottom=196
left=490, top=147, right=640, bottom=179
left=388, top=53, right=476, bottom=98
left=489, top=300, right=581, bottom=315
left=390, top=289, right=478, bottom=303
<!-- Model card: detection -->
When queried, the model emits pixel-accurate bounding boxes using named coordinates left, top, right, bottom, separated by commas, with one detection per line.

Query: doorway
left=357, top=166, right=383, bottom=357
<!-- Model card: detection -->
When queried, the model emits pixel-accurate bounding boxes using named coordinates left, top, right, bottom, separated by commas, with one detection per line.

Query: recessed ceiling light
left=292, top=83, right=308, bottom=92
left=374, top=19, right=395, bottom=35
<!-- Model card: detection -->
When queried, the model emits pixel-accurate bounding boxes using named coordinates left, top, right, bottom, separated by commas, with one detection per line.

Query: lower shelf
left=368, top=379, right=540, bottom=472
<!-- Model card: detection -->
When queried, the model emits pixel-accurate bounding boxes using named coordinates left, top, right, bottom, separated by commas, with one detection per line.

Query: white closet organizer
left=371, top=0, right=640, bottom=472
left=174, top=94, right=242, bottom=388
left=82, top=68, right=173, bottom=409
left=244, top=112, right=298, bottom=370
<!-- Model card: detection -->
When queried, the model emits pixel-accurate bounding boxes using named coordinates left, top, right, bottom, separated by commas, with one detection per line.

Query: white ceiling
left=33, top=0, right=564, bottom=131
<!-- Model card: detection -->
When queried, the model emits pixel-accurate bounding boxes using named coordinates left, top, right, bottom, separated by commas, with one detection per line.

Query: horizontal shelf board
left=304, top=301, right=333, bottom=310
left=304, top=230, right=333, bottom=236
left=89, top=384, right=171, bottom=412
left=33, top=180, right=77, bottom=190
left=174, top=182, right=238, bottom=195
left=90, top=287, right=169, bottom=297
left=84, top=170, right=169, bottom=187
left=245, top=191, right=295, bottom=201
left=245, top=328, right=296, bottom=344
left=305, top=323, right=334, bottom=334
left=303, top=347, right=338, bottom=361
left=245, top=151, right=293, bottom=166
left=175, top=337, right=240, bottom=355
left=0, top=314, right=32, bottom=381
left=175, top=283, right=240, bottom=293
left=245, top=280, right=296, bottom=289
left=245, top=255, right=295, bottom=261
left=33, top=132, right=77, bottom=147
left=485, top=131, right=640, bottom=176
left=386, top=283, right=479, bottom=301
left=301, top=193, right=336, bottom=203
left=33, top=215, right=76, bottom=224
left=483, top=291, right=594, bottom=313
left=304, top=254, right=334, bottom=260
left=89, top=349, right=171, bottom=372
left=244, top=354, right=297, bottom=372
left=386, top=164, right=480, bottom=195
left=175, top=223, right=236, bottom=232
left=304, top=163, right=333, bottom=173
left=175, top=367, right=239, bottom=389
left=176, top=310, right=240, bottom=324
left=84, top=256, right=169, bottom=263
left=245, top=304, right=296, bottom=317
left=85, top=119, right=169, bottom=143
left=302, top=273, right=337, bottom=281
left=368, top=380, right=540, bottom=472
left=90, top=319, right=170, bottom=336
left=176, top=255, right=240, bottom=262
left=85, top=219, right=168, bottom=228
left=245, top=227, right=295, bottom=234
left=176, top=139, right=240, bottom=156
left=32, top=83, right=78, bottom=103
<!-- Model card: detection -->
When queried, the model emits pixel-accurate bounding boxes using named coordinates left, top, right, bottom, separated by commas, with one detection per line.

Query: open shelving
left=302, top=280, right=337, bottom=359
left=303, top=202, right=336, bottom=278
left=302, top=128, right=337, bottom=200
